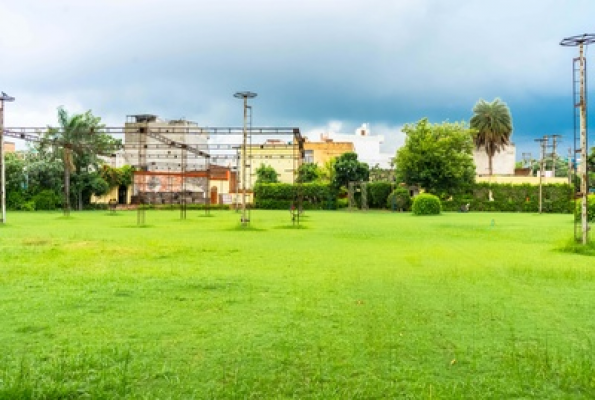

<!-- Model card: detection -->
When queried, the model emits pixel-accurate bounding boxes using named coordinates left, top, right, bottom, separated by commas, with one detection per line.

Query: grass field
left=1, top=209, right=594, bottom=399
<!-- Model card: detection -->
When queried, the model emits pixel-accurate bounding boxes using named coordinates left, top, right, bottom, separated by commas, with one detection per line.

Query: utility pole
left=0, top=91, right=15, bottom=224
left=550, top=134, right=562, bottom=177
left=568, top=147, right=573, bottom=185
left=522, top=152, right=532, bottom=176
left=561, top=33, right=595, bottom=245
left=233, top=91, right=257, bottom=226
left=535, top=136, right=548, bottom=214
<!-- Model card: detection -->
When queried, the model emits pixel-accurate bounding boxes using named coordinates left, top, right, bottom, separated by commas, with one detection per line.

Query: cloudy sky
left=2, top=0, right=594, bottom=159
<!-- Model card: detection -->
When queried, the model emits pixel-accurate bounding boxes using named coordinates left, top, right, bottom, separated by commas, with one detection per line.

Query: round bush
left=386, top=187, right=412, bottom=211
left=412, top=193, right=441, bottom=215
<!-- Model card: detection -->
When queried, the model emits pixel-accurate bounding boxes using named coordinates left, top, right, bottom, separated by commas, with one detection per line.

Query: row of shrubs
left=254, top=182, right=579, bottom=215
left=7, top=190, right=62, bottom=211
left=442, top=182, right=574, bottom=214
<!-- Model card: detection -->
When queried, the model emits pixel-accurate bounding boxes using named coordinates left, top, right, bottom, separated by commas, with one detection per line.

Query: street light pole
left=233, top=91, right=257, bottom=226
left=0, top=91, right=15, bottom=224
left=561, top=33, right=595, bottom=245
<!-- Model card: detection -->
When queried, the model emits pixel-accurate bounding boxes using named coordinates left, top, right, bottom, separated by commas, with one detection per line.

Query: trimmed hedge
left=254, top=183, right=334, bottom=210
left=412, top=193, right=441, bottom=215
left=441, top=183, right=574, bottom=214
left=367, top=182, right=393, bottom=209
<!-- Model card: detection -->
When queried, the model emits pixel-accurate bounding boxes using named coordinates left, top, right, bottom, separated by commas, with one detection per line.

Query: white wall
left=473, top=144, right=516, bottom=176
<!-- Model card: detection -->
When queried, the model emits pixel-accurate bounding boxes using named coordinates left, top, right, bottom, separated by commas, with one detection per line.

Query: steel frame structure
left=2, top=125, right=304, bottom=225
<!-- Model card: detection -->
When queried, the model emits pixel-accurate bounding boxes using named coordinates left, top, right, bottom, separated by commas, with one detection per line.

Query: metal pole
left=539, top=141, right=544, bottom=214
left=0, top=92, right=15, bottom=224
left=568, top=147, right=574, bottom=184
left=0, top=100, right=5, bottom=224
left=561, top=33, right=595, bottom=245
left=535, top=137, right=547, bottom=214
left=235, top=150, right=240, bottom=212
left=241, top=97, right=248, bottom=225
left=579, top=43, right=589, bottom=244
left=551, top=134, right=561, bottom=177
left=234, top=91, right=257, bottom=226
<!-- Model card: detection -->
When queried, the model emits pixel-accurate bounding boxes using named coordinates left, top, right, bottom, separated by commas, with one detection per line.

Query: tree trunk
left=63, top=159, right=70, bottom=215
left=488, top=154, right=493, bottom=176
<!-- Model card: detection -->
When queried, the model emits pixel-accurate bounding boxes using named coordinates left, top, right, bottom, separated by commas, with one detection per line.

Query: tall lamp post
left=561, top=33, right=595, bottom=245
left=0, top=91, right=15, bottom=224
left=233, top=91, right=257, bottom=226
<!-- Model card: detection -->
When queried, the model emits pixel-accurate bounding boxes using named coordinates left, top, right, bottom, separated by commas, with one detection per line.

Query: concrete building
left=473, top=144, right=516, bottom=176
left=322, top=124, right=394, bottom=168
left=241, top=139, right=300, bottom=188
left=98, top=114, right=232, bottom=206
left=3, top=141, right=15, bottom=153
left=303, top=137, right=354, bottom=165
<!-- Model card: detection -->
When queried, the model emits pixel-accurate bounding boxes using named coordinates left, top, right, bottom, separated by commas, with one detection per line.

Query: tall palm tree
left=470, top=98, right=513, bottom=176
left=43, top=107, right=120, bottom=212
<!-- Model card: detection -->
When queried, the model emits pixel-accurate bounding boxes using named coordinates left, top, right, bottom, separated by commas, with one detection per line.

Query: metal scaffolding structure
left=560, top=33, right=595, bottom=245
left=2, top=123, right=304, bottom=225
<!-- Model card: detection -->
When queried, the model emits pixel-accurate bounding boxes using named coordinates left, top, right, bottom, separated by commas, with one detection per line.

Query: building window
left=305, top=150, right=314, bottom=163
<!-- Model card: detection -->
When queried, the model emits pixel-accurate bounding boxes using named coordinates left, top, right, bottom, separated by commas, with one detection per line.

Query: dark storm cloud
left=2, top=0, right=595, bottom=157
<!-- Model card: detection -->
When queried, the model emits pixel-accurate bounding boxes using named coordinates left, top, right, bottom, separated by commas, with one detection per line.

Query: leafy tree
left=470, top=98, right=513, bottom=176
left=319, top=158, right=336, bottom=183
left=40, top=107, right=120, bottom=210
left=296, top=162, right=321, bottom=183
left=4, top=150, right=64, bottom=210
left=395, top=119, right=476, bottom=197
left=99, top=165, right=135, bottom=188
left=332, top=152, right=369, bottom=190
left=255, top=164, right=279, bottom=184
left=4, top=153, right=26, bottom=194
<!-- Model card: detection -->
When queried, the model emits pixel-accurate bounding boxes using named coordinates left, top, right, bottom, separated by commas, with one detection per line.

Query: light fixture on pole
left=233, top=91, right=257, bottom=226
left=0, top=91, right=15, bottom=224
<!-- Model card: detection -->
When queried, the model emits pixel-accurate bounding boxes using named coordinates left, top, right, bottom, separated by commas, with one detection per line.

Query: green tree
left=470, top=98, right=513, bottom=176
left=332, top=152, right=369, bottom=190
left=319, top=158, right=336, bottom=183
left=395, top=119, right=476, bottom=197
left=99, top=165, right=135, bottom=188
left=41, top=107, right=120, bottom=210
left=296, top=162, right=321, bottom=183
left=255, top=164, right=279, bottom=184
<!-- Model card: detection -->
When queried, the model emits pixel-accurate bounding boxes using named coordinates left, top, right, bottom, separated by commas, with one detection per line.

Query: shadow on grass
left=557, top=238, right=595, bottom=257
left=226, top=225, right=266, bottom=232
left=274, top=224, right=309, bottom=230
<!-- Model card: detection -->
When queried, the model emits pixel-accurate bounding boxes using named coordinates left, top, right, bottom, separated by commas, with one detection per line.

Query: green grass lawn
left=1, top=209, right=594, bottom=399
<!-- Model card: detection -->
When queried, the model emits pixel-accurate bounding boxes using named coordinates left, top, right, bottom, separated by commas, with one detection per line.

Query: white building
left=325, top=123, right=394, bottom=168
left=473, top=144, right=516, bottom=176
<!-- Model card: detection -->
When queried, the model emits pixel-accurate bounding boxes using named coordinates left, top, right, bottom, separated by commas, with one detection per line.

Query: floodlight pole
left=233, top=91, right=257, bottom=226
left=0, top=91, right=15, bottom=224
left=561, top=34, right=595, bottom=245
